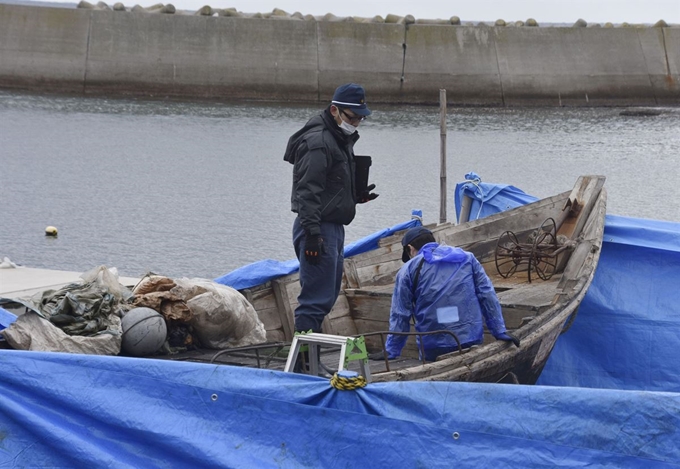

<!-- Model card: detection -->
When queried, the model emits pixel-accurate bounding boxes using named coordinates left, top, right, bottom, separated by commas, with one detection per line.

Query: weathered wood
left=326, top=315, right=358, bottom=337
left=500, top=307, right=537, bottom=329
left=271, top=278, right=295, bottom=341
left=343, top=259, right=360, bottom=289
left=257, top=306, right=284, bottom=332
left=345, top=289, right=392, bottom=322
left=326, top=294, right=352, bottom=321
left=439, top=89, right=447, bottom=224
left=496, top=280, right=559, bottom=312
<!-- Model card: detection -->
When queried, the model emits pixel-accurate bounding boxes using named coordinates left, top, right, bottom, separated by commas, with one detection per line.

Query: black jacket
left=283, top=107, right=360, bottom=236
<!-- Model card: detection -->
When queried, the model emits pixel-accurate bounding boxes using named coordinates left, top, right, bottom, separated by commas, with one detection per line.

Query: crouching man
left=382, top=226, right=519, bottom=362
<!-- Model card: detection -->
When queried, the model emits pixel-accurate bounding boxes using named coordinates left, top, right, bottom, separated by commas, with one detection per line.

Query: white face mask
left=338, top=118, right=357, bottom=135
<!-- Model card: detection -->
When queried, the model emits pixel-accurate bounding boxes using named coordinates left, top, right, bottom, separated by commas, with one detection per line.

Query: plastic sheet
left=454, top=172, right=538, bottom=222
left=1, top=351, right=678, bottom=468
left=0, top=307, right=17, bottom=331
left=538, top=215, right=680, bottom=392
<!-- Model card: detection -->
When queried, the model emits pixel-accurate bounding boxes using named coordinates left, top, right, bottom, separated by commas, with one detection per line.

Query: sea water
left=1, top=90, right=679, bottom=278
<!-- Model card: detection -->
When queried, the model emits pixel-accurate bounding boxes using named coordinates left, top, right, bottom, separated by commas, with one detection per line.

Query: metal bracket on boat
left=494, top=217, right=572, bottom=283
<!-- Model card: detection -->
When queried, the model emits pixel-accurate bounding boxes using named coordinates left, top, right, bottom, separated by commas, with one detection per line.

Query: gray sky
left=160, top=0, right=677, bottom=24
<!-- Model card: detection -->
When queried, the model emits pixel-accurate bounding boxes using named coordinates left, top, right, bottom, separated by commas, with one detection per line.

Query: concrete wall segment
left=494, top=27, right=657, bottom=105
left=316, top=22, right=404, bottom=102
left=656, top=28, right=680, bottom=103
left=636, top=28, right=679, bottom=104
left=85, top=12, right=319, bottom=99
left=402, top=24, right=503, bottom=105
left=0, top=5, right=90, bottom=91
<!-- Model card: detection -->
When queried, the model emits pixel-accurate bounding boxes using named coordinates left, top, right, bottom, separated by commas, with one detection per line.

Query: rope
left=463, top=176, right=485, bottom=220
left=330, top=372, right=367, bottom=390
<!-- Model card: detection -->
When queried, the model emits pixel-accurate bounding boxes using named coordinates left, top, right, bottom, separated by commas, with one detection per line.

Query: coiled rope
left=330, top=372, right=367, bottom=390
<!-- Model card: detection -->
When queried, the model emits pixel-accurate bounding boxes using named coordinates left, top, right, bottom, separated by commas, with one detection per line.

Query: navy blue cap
left=401, top=226, right=434, bottom=262
left=332, top=83, right=371, bottom=116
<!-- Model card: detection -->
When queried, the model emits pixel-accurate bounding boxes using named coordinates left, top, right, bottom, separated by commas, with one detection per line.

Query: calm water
left=2, top=91, right=679, bottom=279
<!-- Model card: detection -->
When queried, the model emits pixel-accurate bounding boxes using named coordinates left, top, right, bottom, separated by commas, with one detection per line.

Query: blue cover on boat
left=214, top=213, right=422, bottom=290
left=0, top=307, right=17, bottom=331
left=1, top=350, right=678, bottom=468
left=454, top=172, right=539, bottom=222
left=538, top=215, right=680, bottom=392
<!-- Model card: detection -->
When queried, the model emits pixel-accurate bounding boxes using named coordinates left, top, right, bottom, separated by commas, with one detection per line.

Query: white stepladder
left=284, top=332, right=372, bottom=383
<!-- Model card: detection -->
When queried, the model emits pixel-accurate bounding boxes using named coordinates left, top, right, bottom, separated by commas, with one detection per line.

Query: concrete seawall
left=1, top=4, right=678, bottom=106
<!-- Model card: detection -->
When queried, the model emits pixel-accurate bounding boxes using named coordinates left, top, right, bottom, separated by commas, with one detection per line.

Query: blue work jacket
left=385, top=243, right=508, bottom=359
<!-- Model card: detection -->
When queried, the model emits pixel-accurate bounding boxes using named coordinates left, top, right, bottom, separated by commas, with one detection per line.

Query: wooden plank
left=352, top=258, right=404, bottom=288
left=343, top=259, right=360, bottom=289
left=345, top=289, right=392, bottom=322
left=501, top=307, right=536, bottom=329
left=560, top=189, right=607, bottom=284
left=326, top=294, right=351, bottom=321
left=557, top=176, right=606, bottom=240
left=246, top=289, right=278, bottom=312
left=326, top=315, right=358, bottom=336
left=257, top=306, right=284, bottom=332
left=496, top=280, right=559, bottom=312
left=271, top=278, right=295, bottom=341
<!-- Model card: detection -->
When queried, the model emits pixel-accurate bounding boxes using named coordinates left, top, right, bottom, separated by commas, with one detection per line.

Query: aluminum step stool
left=284, top=332, right=372, bottom=382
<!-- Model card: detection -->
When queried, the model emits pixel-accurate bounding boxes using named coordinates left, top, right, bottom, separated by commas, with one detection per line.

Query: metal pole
left=439, top=89, right=447, bottom=224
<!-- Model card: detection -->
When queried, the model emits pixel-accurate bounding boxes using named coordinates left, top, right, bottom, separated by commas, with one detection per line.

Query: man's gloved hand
left=304, top=234, right=325, bottom=265
left=358, top=184, right=379, bottom=204
left=497, top=332, right=520, bottom=348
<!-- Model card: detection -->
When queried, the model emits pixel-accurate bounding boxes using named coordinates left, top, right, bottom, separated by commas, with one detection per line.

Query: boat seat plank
left=496, top=278, right=559, bottom=312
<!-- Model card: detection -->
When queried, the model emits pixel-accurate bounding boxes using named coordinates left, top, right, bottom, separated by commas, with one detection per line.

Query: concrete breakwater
left=0, top=3, right=678, bottom=106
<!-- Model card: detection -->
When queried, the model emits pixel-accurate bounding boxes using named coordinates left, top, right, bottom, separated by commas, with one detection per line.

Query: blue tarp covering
left=214, top=212, right=422, bottom=290
left=0, top=307, right=17, bottom=331
left=454, top=172, right=539, bottom=223
left=1, top=351, right=679, bottom=468
left=538, top=215, right=680, bottom=392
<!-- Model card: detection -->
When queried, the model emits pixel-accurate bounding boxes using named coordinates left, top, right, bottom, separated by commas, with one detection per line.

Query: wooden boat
left=3, top=176, right=605, bottom=385
left=196, top=175, right=606, bottom=384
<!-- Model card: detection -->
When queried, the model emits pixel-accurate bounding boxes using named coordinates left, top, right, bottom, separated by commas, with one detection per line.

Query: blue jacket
left=385, top=243, right=507, bottom=359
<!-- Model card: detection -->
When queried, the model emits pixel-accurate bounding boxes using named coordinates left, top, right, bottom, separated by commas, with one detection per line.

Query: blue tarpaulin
left=1, top=351, right=678, bottom=468
left=454, top=172, right=539, bottom=223
left=0, top=307, right=17, bottom=331
left=538, top=215, right=680, bottom=392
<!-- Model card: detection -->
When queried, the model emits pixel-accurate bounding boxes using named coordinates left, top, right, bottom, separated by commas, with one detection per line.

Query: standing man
left=382, top=226, right=520, bottom=362
left=283, top=83, right=378, bottom=334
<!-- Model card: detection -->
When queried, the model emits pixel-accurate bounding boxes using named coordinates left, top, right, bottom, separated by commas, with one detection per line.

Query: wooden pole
left=439, top=89, right=447, bottom=224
